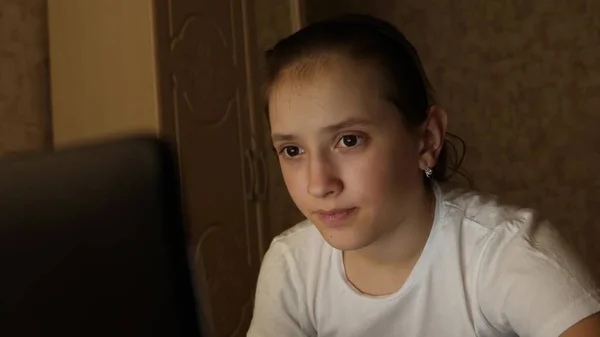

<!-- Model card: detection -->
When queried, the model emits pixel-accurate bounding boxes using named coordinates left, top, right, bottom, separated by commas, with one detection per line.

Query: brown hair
left=264, top=14, right=466, bottom=183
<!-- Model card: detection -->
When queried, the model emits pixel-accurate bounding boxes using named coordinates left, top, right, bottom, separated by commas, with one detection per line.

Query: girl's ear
left=418, top=105, right=448, bottom=170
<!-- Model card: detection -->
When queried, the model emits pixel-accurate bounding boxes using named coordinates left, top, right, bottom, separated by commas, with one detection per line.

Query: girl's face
left=269, top=58, right=437, bottom=251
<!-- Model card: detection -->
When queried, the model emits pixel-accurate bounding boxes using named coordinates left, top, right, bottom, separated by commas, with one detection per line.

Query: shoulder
left=438, top=187, right=600, bottom=337
left=253, top=220, right=322, bottom=310
left=250, top=220, right=321, bottom=336
left=440, top=185, right=536, bottom=234
left=260, top=219, right=331, bottom=281
left=436, top=185, right=543, bottom=258
left=439, top=185, right=595, bottom=285
left=439, top=186, right=575, bottom=265
left=273, top=218, right=323, bottom=247
left=269, top=219, right=329, bottom=260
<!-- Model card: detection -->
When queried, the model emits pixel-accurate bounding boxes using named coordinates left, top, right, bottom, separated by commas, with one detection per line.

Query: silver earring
left=424, top=167, right=433, bottom=179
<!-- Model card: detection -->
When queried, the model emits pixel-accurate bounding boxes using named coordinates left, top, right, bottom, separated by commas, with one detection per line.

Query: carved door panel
left=154, top=0, right=262, bottom=336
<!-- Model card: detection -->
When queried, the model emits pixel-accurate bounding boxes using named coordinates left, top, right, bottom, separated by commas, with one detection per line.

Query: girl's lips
left=316, top=207, right=357, bottom=227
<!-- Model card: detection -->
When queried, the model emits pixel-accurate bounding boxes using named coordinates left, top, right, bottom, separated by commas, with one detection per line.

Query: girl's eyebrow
left=271, top=133, right=297, bottom=143
left=271, top=117, right=374, bottom=143
left=322, top=117, right=374, bottom=133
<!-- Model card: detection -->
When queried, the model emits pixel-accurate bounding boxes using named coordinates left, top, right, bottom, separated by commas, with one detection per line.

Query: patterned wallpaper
left=306, top=0, right=600, bottom=276
left=0, top=0, right=51, bottom=156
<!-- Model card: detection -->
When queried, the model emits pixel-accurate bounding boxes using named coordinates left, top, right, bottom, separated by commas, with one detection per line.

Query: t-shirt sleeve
left=478, top=218, right=600, bottom=337
left=247, top=240, right=313, bottom=337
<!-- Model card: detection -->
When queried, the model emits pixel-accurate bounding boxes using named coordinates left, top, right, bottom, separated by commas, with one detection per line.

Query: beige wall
left=0, top=0, right=161, bottom=154
left=0, top=0, right=51, bottom=156
left=48, top=0, right=160, bottom=148
left=306, top=1, right=600, bottom=276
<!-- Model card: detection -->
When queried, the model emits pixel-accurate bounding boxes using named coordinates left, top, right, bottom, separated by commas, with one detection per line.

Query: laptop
left=0, top=136, right=203, bottom=336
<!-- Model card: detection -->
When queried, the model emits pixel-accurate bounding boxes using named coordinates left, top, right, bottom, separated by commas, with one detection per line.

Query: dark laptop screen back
left=0, top=136, right=202, bottom=337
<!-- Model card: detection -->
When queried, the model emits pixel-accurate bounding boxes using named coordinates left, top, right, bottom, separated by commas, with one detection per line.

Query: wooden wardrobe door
left=154, top=1, right=262, bottom=335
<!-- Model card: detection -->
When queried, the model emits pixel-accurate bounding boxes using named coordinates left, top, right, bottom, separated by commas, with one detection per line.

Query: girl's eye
left=280, top=146, right=304, bottom=158
left=336, top=135, right=365, bottom=148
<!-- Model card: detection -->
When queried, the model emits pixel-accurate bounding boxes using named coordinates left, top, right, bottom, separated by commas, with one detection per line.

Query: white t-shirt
left=247, top=185, right=600, bottom=337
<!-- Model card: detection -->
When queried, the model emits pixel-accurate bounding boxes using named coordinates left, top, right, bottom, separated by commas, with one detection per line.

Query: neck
left=346, top=186, right=436, bottom=269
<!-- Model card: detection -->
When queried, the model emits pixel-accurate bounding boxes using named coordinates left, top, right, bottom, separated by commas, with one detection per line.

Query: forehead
left=268, top=59, right=399, bottom=136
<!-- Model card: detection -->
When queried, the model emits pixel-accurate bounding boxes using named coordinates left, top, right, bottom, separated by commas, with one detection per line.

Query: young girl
left=247, top=14, right=600, bottom=337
